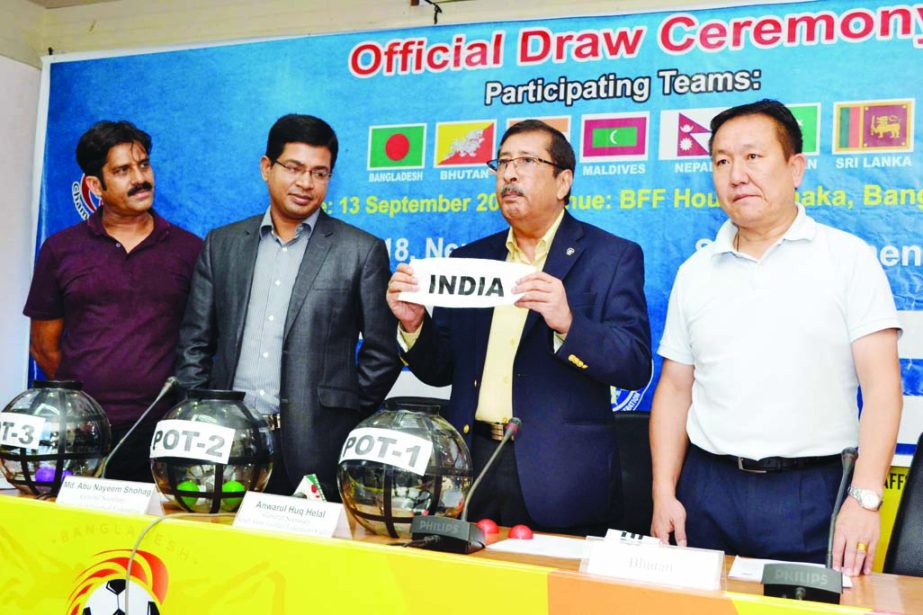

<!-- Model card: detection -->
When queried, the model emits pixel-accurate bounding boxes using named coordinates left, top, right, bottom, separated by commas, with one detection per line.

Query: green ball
left=221, top=480, right=246, bottom=510
left=175, top=480, right=201, bottom=509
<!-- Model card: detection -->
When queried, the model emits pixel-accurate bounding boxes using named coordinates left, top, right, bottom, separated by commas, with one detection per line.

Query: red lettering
left=699, top=20, right=728, bottom=51
left=491, top=32, right=504, bottom=65
left=660, top=14, right=697, bottom=53
left=840, top=9, right=875, bottom=41
left=729, top=18, right=753, bottom=49
left=519, top=28, right=551, bottom=64
left=349, top=42, right=381, bottom=78
left=878, top=7, right=913, bottom=37
left=573, top=32, right=600, bottom=61
left=554, top=32, right=575, bottom=62
left=752, top=18, right=783, bottom=47
left=787, top=13, right=837, bottom=45
left=602, top=27, right=645, bottom=57
left=451, top=35, right=464, bottom=69
left=427, top=44, right=450, bottom=71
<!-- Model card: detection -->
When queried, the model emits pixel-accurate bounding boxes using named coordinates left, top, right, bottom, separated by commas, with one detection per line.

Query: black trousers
left=263, top=429, right=293, bottom=495
left=677, top=445, right=842, bottom=563
left=466, top=431, right=608, bottom=537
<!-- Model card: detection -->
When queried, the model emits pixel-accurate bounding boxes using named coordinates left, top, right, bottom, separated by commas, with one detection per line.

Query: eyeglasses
left=272, top=160, right=332, bottom=182
left=486, top=156, right=562, bottom=174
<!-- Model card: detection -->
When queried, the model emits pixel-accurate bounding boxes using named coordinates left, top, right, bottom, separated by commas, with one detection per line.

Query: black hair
left=709, top=99, right=803, bottom=159
left=499, top=119, right=575, bottom=201
left=266, top=114, right=339, bottom=171
left=75, top=120, right=152, bottom=189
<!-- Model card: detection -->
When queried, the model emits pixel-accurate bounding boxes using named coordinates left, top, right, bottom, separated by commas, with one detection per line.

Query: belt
left=265, top=413, right=282, bottom=432
left=472, top=420, right=513, bottom=442
left=692, top=445, right=840, bottom=474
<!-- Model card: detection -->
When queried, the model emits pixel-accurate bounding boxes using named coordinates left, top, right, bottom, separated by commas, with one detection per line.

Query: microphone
left=826, top=447, right=859, bottom=568
left=461, top=417, right=520, bottom=522
left=407, top=417, right=521, bottom=554
left=98, top=377, right=179, bottom=479
left=762, top=446, right=855, bottom=605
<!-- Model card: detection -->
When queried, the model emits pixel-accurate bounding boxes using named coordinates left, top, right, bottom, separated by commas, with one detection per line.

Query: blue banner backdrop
left=38, top=0, right=923, bottom=461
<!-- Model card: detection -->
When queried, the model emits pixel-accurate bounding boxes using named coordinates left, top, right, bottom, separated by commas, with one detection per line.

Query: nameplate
left=56, top=476, right=162, bottom=516
left=585, top=538, right=723, bottom=591
left=399, top=257, right=534, bottom=308
left=150, top=419, right=235, bottom=464
left=232, top=492, right=350, bottom=538
left=339, top=427, right=433, bottom=475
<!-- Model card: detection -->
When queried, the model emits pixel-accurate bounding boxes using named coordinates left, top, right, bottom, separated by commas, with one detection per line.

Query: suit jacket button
left=463, top=424, right=470, bottom=434
left=473, top=379, right=478, bottom=388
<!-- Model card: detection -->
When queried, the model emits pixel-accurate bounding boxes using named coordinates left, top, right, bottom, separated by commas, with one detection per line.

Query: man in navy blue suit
left=386, top=120, right=651, bottom=534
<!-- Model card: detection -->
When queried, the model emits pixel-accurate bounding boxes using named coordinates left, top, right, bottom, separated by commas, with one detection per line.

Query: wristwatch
left=848, top=486, right=883, bottom=511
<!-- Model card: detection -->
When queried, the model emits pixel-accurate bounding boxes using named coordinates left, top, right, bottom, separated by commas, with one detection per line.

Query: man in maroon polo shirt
left=23, top=121, right=202, bottom=482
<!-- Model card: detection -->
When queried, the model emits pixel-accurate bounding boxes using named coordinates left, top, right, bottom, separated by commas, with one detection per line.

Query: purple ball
left=33, top=467, right=73, bottom=482
left=34, top=466, right=56, bottom=482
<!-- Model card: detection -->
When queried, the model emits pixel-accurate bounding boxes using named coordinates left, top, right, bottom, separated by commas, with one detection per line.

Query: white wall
left=0, top=54, right=40, bottom=402
left=0, top=0, right=43, bottom=67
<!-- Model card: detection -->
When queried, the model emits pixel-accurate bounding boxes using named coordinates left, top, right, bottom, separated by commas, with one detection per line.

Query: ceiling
left=27, top=0, right=118, bottom=8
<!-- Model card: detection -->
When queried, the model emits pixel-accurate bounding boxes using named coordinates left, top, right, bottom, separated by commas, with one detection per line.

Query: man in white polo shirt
left=650, top=99, right=902, bottom=576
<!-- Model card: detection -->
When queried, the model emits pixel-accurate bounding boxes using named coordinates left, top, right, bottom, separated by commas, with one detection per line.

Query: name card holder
left=232, top=492, right=351, bottom=539
left=584, top=537, right=724, bottom=591
left=56, top=476, right=162, bottom=516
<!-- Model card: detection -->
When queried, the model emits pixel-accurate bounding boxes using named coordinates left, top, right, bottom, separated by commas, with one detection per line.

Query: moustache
left=128, top=182, right=153, bottom=196
left=500, top=185, right=524, bottom=197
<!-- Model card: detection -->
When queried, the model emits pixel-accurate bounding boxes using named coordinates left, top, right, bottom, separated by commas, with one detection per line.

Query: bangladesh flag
left=368, top=124, right=425, bottom=170
left=787, top=104, right=819, bottom=155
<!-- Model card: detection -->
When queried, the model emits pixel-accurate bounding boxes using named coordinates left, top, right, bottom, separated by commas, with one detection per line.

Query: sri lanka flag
left=834, top=100, right=912, bottom=154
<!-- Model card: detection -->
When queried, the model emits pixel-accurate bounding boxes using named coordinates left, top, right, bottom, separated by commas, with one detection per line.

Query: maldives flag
left=434, top=120, right=495, bottom=167
left=368, top=124, right=426, bottom=170
left=580, top=113, right=648, bottom=162
left=834, top=100, right=912, bottom=153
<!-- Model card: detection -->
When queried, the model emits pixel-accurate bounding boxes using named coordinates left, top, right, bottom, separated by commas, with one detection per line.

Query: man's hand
left=831, top=496, right=880, bottom=576
left=651, top=495, right=688, bottom=547
left=513, top=271, right=572, bottom=334
left=386, top=263, right=425, bottom=334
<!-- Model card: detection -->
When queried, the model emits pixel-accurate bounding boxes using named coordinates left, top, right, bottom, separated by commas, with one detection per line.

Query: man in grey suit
left=175, top=114, right=402, bottom=497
